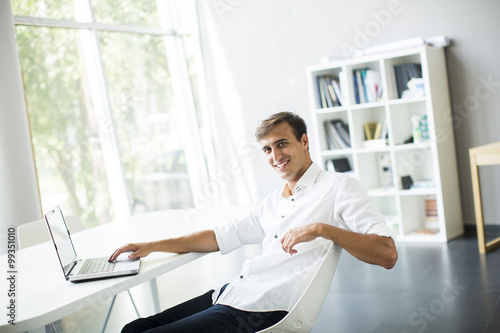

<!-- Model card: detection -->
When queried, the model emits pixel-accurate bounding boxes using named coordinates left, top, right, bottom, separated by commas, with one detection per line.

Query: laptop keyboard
left=78, top=257, right=115, bottom=275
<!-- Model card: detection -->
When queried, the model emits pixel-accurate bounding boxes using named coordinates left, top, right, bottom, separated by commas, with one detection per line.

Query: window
left=12, top=0, right=210, bottom=227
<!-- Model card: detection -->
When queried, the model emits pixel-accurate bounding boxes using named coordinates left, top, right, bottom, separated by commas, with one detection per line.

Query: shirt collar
left=281, top=162, right=321, bottom=198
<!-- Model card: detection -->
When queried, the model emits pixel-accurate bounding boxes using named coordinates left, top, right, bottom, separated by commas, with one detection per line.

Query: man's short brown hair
left=255, top=112, right=307, bottom=142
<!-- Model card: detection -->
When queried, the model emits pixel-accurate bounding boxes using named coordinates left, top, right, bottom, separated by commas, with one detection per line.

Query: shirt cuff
left=213, top=223, right=242, bottom=255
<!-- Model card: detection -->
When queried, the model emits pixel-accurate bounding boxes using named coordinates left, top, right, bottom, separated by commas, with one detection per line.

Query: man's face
left=259, top=122, right=311, bottom=184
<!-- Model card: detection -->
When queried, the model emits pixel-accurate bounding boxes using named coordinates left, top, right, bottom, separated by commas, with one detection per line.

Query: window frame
left=13, top=0, right=212, bottom=222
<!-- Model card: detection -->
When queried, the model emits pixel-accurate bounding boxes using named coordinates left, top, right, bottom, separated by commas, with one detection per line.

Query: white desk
left=0, top=209, right=228, bottom=333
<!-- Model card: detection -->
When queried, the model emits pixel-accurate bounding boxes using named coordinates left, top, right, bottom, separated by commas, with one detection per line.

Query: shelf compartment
left=357, top=152, right=394, bottom=190
left=316, top=112, right=351, bottom=152
left=384, top=53, right=422, bottom=101
left=394, top=147, right=435, bottom=191
left=399, top=194, right=441, bottom=237
left=345, top=60, right=383, bottom=106
left=350, top=106, right=387, bottom=149
left=310, top=67, right=346, bottom=109
left=388, top=100, right=427, bottom=145
left=323, top=155, right=354, bottom=175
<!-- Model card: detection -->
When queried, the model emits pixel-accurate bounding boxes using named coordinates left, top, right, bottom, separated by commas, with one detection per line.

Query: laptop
left=44, top=206, right=141, bottom=282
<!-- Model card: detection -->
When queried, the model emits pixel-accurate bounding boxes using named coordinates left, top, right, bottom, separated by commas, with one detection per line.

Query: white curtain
left=194, top=1, right=259, bottom=211
left=0, top=2, right=42, bottom=254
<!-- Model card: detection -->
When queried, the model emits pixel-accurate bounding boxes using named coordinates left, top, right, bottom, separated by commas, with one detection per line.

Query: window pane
left=12, top=0, right=79, bottom=21
left=90, top=0, right=164, bottom=27
left=98, top=31, right=194, bottom=214
left=16, top=25, right=115, bottom=227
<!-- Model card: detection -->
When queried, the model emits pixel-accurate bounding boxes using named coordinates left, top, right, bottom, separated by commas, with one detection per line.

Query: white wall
left=198, top=0, right=500, bottom=225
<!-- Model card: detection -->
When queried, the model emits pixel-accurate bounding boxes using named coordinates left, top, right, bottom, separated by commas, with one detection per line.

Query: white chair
left=17, top=215, right=85, bottom=248
left=257, top=243, right=342, bottom=333
left=17, top=216, right=140, bottom=333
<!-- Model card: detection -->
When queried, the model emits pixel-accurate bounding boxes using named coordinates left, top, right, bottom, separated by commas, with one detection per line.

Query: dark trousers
left=122, top=288, right=288, bottom=333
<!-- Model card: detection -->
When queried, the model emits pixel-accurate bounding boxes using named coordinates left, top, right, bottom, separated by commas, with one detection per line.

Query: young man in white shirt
left=109, top=112, right=398, bottom=333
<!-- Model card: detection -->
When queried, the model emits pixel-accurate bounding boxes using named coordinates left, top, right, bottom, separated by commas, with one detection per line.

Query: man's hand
left=280, top=223, right=397, bottom=269
left=108, top=242, right=153, bottom=262
left=281, top=223, right=321, bottom=255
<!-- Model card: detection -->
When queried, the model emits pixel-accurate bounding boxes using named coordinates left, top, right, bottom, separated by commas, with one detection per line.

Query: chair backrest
left=17, top=215, right=85, bottom=249
left=257, top=243, right=342, bottom=333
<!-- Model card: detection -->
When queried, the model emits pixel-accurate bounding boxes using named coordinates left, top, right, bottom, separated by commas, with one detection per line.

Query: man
left=109, top=112, right=398, bottom=332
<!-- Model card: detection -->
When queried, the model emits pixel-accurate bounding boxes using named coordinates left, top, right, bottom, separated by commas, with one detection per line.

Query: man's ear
left=301, top=133, right=309, bottom=149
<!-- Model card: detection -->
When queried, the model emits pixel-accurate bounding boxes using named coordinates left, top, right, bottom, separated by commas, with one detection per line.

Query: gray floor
left=52, top=231, right=500, bottom=333
left=313, top=231, right=500, bottom=333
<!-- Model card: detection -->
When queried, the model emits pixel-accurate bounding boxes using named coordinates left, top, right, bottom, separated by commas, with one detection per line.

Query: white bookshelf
left=306, top=46, right=463, bottom=243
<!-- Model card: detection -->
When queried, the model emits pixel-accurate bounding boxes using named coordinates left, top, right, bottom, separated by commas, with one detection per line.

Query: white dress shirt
left=213, top=162, right=394, bottom=312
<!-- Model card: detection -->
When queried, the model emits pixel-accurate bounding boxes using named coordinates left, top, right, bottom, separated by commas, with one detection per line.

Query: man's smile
left=275, top=159, right=289, bottom=170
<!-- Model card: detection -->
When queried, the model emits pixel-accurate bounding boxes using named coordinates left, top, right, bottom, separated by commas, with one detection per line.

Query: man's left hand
left=281, top=223, right=320, bottom=255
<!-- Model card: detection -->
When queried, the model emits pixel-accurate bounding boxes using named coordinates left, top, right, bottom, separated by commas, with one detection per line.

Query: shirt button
left=240, top=275, right=244, bottom=279
left=281, top=215, right=285, bottom=218
left=291, top=198, right=295, bottom=202
left=274, top=234, right=278, bottom=239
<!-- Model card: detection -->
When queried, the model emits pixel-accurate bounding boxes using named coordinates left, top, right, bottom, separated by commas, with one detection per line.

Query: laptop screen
left=45, top=206, right=78, bottom=277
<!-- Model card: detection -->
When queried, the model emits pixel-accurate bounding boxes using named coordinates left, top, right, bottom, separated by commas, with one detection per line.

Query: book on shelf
left=353, top=68, right=383, bottom=104
left=355, top=69, right=366, bottom=104
left=425, top=196, right=438, bottom=218
left=363, top=69, right=382, bottom=102
left=363, top=120, right=388, bottom=141
left=326, top=82, right=339, bottom=107
left=317, top=76, right=327, bottom=108
left=352, top=71, right=361, bottom=105
left=409, top=228, right=439, bottom=235
left=316, top=76, right=343, bottom=108
left=373, top=122, right=382, bottom=140
left=422, top=195, right=439, bottom=230
left=362, top=121, right=388, bottom=148
left=331, top=79, right=343, bottom=106
left=394, top=63, right=422, bottom=99
left=363, top=122, right=378, bottom=140
left=338, top=71, right=348, bottom=105
left=333, top=120, right=351, bottom=146
left=324, top=119, right=351, bottom=150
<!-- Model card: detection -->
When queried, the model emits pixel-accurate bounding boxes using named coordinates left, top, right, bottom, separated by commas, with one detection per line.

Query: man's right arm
left=108, top=229, right=219, bottom=262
